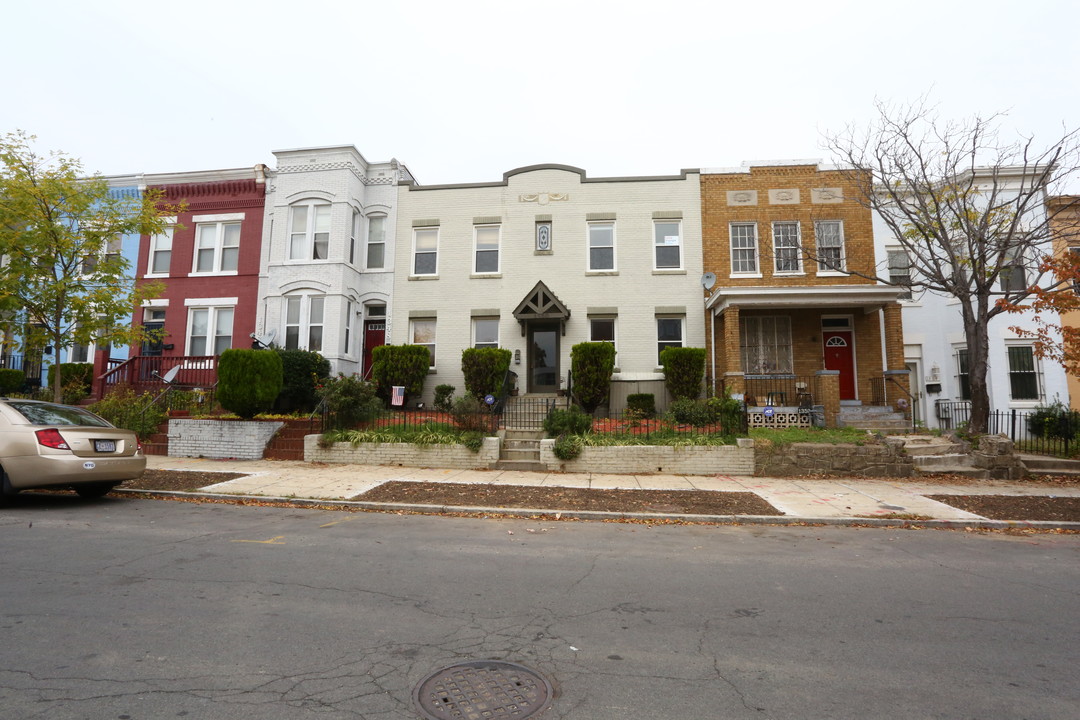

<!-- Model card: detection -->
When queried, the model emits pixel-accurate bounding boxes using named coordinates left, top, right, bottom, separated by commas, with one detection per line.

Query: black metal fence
left=934, top=400, right=1080, bottom=457
left=742, top=375, right=816, bottom=408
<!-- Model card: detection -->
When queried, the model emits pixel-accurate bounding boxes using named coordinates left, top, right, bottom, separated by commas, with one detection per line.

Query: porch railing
left=743, top=375, right=816, bottom=408
left=0, top=353, right=44, bottom=384
left=99, top=355, right=218, bottom=395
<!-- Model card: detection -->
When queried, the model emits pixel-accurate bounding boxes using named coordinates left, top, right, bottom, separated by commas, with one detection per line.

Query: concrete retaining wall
left=755, top=439, right=914, bottom=477
left=305, top=435, right=502, bottom=469
left=168, top=419, right=284, bottom=460
left=540, top=440, right=756, bottom=475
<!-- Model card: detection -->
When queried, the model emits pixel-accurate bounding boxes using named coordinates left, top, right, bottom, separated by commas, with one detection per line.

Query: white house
left=390, top=164, right=705, bottom=409
left=257, top=146, right=414, bottom=376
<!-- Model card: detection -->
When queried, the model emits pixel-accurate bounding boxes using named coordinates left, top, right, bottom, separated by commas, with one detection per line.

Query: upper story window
left=654, top=220, right=682, bottom=269
left=413, top=227, right=438, bottom=276
left=193, top=221, right=240, bottom=273
left=772, top=222, right=801, bottom=273
left=367, top=215, right=386, bottom=269
left=887, top=248, right=913, bottom=299
left=474, top=225, right=500, bottom=274
left=349, top=210, right=359, bottom=266
left=730, top=223, right=758, bottom=274
left=999, top=246, right=1028, bottom=293
left=147, top=227, right=173, bottom=277
left=289, top=202, right=330, bottom=261
left=472, top=318, right=499, bottom=349
left=815, top=221, right=845, bottom=272
left=588, top=222, right=615, bottom=271
left=82, top=234, right=123, bottom=274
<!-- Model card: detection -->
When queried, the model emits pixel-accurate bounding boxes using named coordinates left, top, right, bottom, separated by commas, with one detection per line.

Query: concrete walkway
left=145, top=455, right=1080, bottom=526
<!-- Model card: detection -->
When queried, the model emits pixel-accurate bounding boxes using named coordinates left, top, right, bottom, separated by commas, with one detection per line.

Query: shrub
left=552, top=434, right=583, bottom=460
left=543, top=406, right=593, bottom=436
left=459, top=431, right=483, bottom=453
left=46, top=362, right=94, bottom=398
left=88, top=385, right=167, bottom=439
left=570, top=342, right=616, bottom=413
left=668, top=398, right=715, bottom=427
left=461, top=348, right=512, bottom=399
left=0, top=368, right=26, bottom=394
left=217, top=349, right=284, bottom=419
left=273, top=348, right=330, bottom=413
left=1027, top=400, right=1080, bottom=440
left=371, top=344, right=430, bottom=404
left=626, top=393, right=656, bottom=418
left=317, top=373, right=381, bottom=429
left=450, top=394, right=496, bottom=433
left=434, top=384, right=456, bottom=412
left=660, top=347, right=706, bottom=401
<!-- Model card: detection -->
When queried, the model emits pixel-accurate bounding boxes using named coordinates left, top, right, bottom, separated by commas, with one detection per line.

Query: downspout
left=709, top=306, right=717, bottom=396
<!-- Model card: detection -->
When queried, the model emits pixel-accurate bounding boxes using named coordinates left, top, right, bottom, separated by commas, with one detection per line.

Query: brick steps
left=262, top=421, right=316, bottom=461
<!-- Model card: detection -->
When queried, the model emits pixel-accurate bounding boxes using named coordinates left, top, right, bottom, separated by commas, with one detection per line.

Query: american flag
left=391, top=386, right=405, bottom=406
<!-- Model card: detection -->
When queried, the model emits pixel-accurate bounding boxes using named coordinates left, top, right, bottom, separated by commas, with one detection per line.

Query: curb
left=113, top=488, right=1080, bottom=531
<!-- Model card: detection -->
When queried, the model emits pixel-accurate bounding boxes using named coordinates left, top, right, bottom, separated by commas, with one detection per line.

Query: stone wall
left=305, top=435, right=501, bottom=469
left=168, top=419, right=284, bottom=460
left=972, top=435, right=1026, bottom=480
left=540, top=439, right=756, bottom=475
left=754, top=438, right=914, bottom=477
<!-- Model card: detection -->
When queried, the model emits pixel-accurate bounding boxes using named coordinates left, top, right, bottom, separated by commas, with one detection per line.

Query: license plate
left=94, top=440, right=117, bottom=453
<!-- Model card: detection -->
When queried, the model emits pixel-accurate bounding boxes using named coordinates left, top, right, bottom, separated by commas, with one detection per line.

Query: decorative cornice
left=275, top=161, right=396, bottom=185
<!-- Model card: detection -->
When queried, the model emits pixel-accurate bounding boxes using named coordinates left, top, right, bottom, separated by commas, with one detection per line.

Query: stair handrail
left=884, top=376, right=918, bottom=433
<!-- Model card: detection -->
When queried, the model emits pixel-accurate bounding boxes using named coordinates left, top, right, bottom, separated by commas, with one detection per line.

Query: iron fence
left=743, top=375, right=816, bottom=408
left=934, top=400, right=1079, bottom=457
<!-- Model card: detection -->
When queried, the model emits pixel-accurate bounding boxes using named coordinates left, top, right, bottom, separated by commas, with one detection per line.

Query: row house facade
left=1048, top=195, right=1080, bottom=410
left=701, top=162, right=908, bottom=413
left=390, top=164, right=706, bottom=409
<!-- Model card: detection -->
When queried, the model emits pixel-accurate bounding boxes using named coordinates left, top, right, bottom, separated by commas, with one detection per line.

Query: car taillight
left=36, top=428, right=70, bottom=450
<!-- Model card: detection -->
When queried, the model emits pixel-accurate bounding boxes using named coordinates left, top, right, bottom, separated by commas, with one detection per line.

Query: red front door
left=823, top=330, right=856, bottom=400
left=362, top=321, right=386, bottom=378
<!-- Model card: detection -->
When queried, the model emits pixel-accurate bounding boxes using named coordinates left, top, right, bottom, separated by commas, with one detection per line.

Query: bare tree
left=823, top=100, right=1080, bottom=433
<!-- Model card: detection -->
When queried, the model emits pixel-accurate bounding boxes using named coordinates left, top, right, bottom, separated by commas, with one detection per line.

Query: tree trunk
left=961, top=304, right=992, bottom=434
left=51, top=330, right=63, bottom=404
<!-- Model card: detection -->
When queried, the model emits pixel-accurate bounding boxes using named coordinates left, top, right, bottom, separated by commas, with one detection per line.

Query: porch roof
left=705, top=284, right=905, bottom=313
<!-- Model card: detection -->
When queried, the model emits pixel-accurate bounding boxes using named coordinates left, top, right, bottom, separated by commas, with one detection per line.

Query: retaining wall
left=540, top=439, right=756, bottom=475
left=755, top=438, right=914, bottom=477
left=168, top=419, right=284, bottom=460
left=305, top=435, right=502, bottom=469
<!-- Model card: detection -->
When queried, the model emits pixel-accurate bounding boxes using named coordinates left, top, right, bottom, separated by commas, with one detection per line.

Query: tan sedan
left=0, top=399, right=145, bottom=499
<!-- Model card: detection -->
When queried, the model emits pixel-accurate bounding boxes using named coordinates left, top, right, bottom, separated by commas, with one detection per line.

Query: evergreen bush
left=626, top=393, right=656, bottom=418
left=660, top=347, right=706, bottom=401
left=552, top=434, right=584, bottom=460
left=371, top=344, right=430, bottom=404
left=543, top=406, right=593, bottom=436
left=46, top=362, right=94, bottom=398
left=450, top=394, right=496, bottom=433
left=434, top=384, right=456, bottom=412
left=461, top=348, right=512, bottom=399
left=1027, top=400, right=1080, bottom=440
left=570, top=342, right=616, bottom=413
left=317, top=373, right=381, bottom=429
left=217, top=349, right=284, bottom=419
left=0, top=368, right=26, bottom=394
left=273, top=348, right=330, bottom=413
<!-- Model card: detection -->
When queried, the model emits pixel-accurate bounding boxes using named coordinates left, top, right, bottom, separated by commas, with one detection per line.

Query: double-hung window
left=956, top=348, right=971, bottom=400
left=772, top=222, right=801, bottom=273
left=888, top=248, right=913, bottom=299
left=343, top=300, right=353, bottom=355
left=473, top=318, right=499, bottom=349
left=147, top=227, right=173, bottom=276
left=411, top=319, right=437, bottom=368
left=367, top=216, right=386, bottom=269
left=413, top=228, right=438, bottom=276
left=815, top=221, right=844, bottom=272
left=187, top=306, right=233, bottom=356
left=82, top=235, right=124, bottom=274
left=284, top=295, right=325, bottom=352
left=349, top=210, right=359, bottom=266
left=289, top=203, right=330, bottom=260
left=474, top=225, right=500, bottom=274
left=193, top=221, right=240, bottom=273
left=999, top=246, right=1028, bottom=293
left=588, top=222, right=615, bottom=271
left=654, top=220, right=681, bottom=269
left=730, top=223, right=758, bottom=274
left=656, top=317, right=684, bottom=364
left=1007, top=346, right=1039, bottom=400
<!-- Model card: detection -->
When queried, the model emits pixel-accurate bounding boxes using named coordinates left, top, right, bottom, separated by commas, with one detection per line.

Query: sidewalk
left=143, top=456, right=1080, bottom=528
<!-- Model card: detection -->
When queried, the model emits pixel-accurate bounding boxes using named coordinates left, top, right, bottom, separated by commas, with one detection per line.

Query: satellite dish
left=250, top=328, right=278, bottom=349
left=700, top=272, right=717, bottom=290
left=152, top=365, right=181, bottom=385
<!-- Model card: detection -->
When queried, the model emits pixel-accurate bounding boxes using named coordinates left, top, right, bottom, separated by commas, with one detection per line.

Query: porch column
left=816, top=370, right=841, bottom=428
left=721, top=306, right=744, bottom=395
left=882, top=303, right=909, bottom=395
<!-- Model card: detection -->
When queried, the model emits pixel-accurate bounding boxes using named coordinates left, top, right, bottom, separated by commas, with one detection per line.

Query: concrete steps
left=1021, top=455, right=1080, bottom=476
left=495, top=429, right=545, bottom=471
left=837, top=404, right=911, bottom=433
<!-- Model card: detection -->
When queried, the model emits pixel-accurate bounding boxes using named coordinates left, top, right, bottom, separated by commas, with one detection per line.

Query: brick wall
left=305, top=435, right=502, bottom=469
left=540, top=440, right=756, bottom=475
left=168, top=419, right=284, bottom=460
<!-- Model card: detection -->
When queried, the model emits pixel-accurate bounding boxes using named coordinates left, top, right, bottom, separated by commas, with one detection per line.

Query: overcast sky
left=5, top=0, right=1077, bottom=188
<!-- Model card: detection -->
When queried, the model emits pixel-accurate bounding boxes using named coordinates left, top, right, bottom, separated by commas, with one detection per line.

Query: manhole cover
left=413, top=660, right=553, bottom=719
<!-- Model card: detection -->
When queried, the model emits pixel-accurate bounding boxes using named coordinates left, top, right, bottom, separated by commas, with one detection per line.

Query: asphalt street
left=1, top=493, right=1077, bottom=719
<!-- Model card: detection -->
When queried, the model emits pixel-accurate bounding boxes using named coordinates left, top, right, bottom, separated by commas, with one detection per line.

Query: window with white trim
left=473, top=318, right=499, bottom=349
left=413, top=228, right=438, bottom=276
left=740, top=316, right=793, bottom=374
left=730, top=223, right=758, bottom=274
left=82, top=234, right=123, bottom=274
left=1071, top=247, right=1080, bottom=295
left=815, top=220, right=844, bottom=272
left=654, top=220, right=682, bottom=269
left=367, top=215, right=386, bottom=269
left=193, top=221, right=240, bottom=273
left=411, top=319, right=436, bottom=368
left=187, top=306, right=233, bottom=356
left=955, top=348, right=971, bottom=400
left=284, top=295, right=325, bottom=352
left=349, top=210, right=359, bottom=266
left=588, top=222, right=615, bottom=271
left=1007, top=345, right=1040, bottom=400
left=289, top=202, right=330, bottom=260
left=772, top=222, right=801, bottom=273
left=474, top=225, right=500, bottom=274
left=999, top=246, right=1028, bottom=293
left=656, top=317, right=684, bottom=364
left=887, top=248, right=912, bottom=299
left=343, top=300, right=353, bottom=355
left=590, top=318, right=615, bottom=344
left=148, top=228, right=173, bottom=276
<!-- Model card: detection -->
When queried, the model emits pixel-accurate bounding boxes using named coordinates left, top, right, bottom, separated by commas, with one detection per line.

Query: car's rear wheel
left=74, top=482, right=118, bottom=500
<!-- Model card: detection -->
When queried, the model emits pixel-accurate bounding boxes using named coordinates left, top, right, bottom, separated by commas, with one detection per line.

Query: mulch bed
left=927, top=495, right=1080, bottom=522
left=120, top=470, right=247, bottom=492
left=355, top=481, right=783, bottom=516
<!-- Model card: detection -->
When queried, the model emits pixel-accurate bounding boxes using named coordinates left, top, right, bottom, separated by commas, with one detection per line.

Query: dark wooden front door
left=527, top=323, right=559, bottom=393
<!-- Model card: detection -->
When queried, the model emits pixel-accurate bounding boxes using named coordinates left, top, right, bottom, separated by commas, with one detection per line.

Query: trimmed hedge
left=46, top=362, right=94, bottom=391
left=371, top=344, right=430, bottom=404
left=0, top=368, right=25, bottom=394
left=217, top=349, right=284, bottom=419
left=626, top=393, right=656, bottom=418
left=660, top=347, right=706, bottom=401
left=461, top=347, right=512, bottom=399
left=273, top=348, right=330, bottom=413
left=570, top=342, right=616, bottom=413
